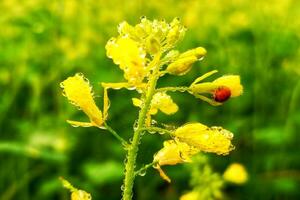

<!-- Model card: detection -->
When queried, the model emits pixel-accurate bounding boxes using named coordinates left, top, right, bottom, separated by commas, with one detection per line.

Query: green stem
left=103, top=122, right=128, bottom=146
left=156, top=86, right=190, bottom=93
left=134, top=161, right=156, bottom=176
left=122, top=54, right=161, bottom=200
left=140, top=127, right=174, bottom=135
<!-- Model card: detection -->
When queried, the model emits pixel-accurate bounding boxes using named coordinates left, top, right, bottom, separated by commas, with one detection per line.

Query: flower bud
left=145, top=36, right=161, bottom=54
left=179, top=47, right=207, bottom=60
left=166, top=56, right=197, bottom=75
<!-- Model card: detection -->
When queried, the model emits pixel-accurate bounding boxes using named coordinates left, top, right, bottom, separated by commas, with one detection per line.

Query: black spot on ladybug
left=213, top=87, right=231, bottom=102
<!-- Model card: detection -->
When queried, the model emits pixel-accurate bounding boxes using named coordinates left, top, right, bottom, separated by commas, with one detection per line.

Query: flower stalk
left=122, top=53, right=161, bottom=200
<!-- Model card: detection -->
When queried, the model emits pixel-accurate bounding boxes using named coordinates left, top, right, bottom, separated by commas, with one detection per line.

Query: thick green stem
left=122, top=54, right=161, bottom=200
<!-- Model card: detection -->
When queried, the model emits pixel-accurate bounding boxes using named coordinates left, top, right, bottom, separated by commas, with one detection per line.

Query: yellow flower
left=60, top=73, right=103, bottom=127
left=190, top=72, right=243, bottom=105
left=106, top=37, right=146, bottom=85
left=213, top=75, right=243, bottom=97
left=223, top=163, right=248, bottom=184
left=153, top=140, right=199, bottom=182
left=174, top=123, right=234, bottom=155
left=180, top=191, right=199, bottom=200
left=60, top=177, right=92, bottom=200
left=154, top=140, right=199, bottom=166
left=132, top=92, right=178, bottom=115
left=118, top=17, right=186, bottom=53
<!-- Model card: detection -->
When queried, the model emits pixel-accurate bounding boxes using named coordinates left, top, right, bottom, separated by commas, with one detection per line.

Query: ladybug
left=213, top=87, right=231, bottom=102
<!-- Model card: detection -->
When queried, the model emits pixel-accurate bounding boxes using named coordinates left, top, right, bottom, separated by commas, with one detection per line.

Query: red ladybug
left=213, top=87, right=231, bottom=102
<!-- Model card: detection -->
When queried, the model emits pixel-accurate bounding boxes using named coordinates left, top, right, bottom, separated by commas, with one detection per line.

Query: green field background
left=0, top=0, right=300, bottom=199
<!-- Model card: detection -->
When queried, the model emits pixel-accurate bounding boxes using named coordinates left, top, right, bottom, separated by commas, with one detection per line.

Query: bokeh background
left=1, top=0, right=300, bottom=199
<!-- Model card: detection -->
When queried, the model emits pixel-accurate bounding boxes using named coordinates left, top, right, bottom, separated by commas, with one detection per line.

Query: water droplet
left=121, top=184, right=125, bottom=191
left=138, top=168, right=147, bottom=176
left=133, top=120, right=139, bottom=131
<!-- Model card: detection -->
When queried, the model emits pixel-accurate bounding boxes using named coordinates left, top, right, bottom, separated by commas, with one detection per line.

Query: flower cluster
left=60, top=17, right=244, bottom=199
left=153, top=123, right=234, bottom=181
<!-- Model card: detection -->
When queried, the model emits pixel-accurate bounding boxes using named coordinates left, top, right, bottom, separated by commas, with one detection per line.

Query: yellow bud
left=166, top=56, right=197, bottom=75
left=166, top=18, right=186, bottom=46
left=145, top=36, right=161, bottom=54
left=151, top=92, right=178, bottom=115
left=179, top=47, right=207, bottom=60
left=174, top=123, right=235, bottom=155
left=132, top=92, right=178, bottom=115
left=223, top=163, right=248, bottom=184
left=60, top=73, right=103, bottom=127
left=213, top=75, right=243, bottom=97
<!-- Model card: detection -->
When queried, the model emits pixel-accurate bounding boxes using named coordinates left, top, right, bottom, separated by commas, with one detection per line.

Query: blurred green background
left=0, top=0, right=300, bottom=199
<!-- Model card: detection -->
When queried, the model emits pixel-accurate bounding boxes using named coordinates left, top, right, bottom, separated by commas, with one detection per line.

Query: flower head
left=174, top=123, right=234, bottom=155
left=153, top=140, right=199, bottom=182
left=118, top=17, right=186, bottom=53
left=213, top=75, right=243, bottom=97
left=223, top=163, right=248, bottom=184
left=106, top=37, right=146, bottom=85
left=154, top=140, right=199, bottom=166
left=190, top=73, right=243, bottom=105
left=132, top=92, right=178, bottom=115
left=60, top=73, right=103, bottom=127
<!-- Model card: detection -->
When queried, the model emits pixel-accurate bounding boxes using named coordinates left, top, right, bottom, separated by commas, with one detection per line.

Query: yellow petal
left=61, top=73, right=103, bottom=127
left=154, top=165, right=171, bottom=183
left=153, top=140, right=199, bottom=166
left=174, top=123, right=235, bottom=155
left=151, top=92, right=178, bottom=115
left=105, top=37, right=146, bottom=84
left=213, top=75, right=243, bottom=97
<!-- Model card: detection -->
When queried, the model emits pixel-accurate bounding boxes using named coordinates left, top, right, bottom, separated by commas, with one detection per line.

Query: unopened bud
left=179, top=47, right=207, bottom=60
left=146, top=36, right=160, bottom=54
left=166, top=56, right=197, bottom=75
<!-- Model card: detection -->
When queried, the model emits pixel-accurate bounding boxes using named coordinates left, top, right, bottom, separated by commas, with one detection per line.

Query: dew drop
left=133, top=120, right=139, bottom=131
left=138, top=168, right=147, bottom=176
left=121, top=184, right=125, bottom=191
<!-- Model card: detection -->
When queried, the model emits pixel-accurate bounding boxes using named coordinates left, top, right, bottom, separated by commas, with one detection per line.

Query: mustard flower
left=153, top=140, right=199, bottom=182
left=60, top=73, right=103, bottom=128
left=223, top=163, right=248, bottom=184
left=132, top=92, right=178, bottom=115
left=118, top=17, right=186, bottom=54
left=190, top=72, right=243, bottom=105
left=174, top=123, right=234, bottom=155
left=106, top=37, right=147, bottom=85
